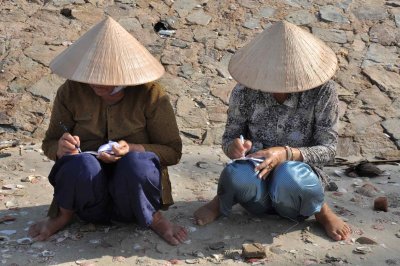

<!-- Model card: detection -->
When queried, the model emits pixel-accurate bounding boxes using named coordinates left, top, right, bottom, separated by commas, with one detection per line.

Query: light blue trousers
left=217, top=161, right=324, bottom=221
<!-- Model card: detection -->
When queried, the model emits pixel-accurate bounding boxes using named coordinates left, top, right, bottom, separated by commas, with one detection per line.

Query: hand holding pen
left=56, top=122, right=81, bottom=158
left=227, top=134, right=252, bottom=160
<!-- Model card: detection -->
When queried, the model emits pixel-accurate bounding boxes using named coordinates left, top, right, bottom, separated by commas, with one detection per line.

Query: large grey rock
left=382, top=118, right=400, bottom=141
left=286, top=10, right=316, bottom=25
left=356, top=86, right=392, bottom=109
left=355, top=133, right=398, bottom=156
left=158, top=74, right=186, bottom=96
left=243, top=18, right=260, bottom=29
left=337, top=137, right=360, bottom=157
left=312, top=28, right=348, bottom=44
left=395, top=14, right=400, bottom=28
left=369, top=23, right=400, bottom=46
left=362, top=67, right=400, bottom=97
left=336, top=0, right=352, bottom=11
left=172, top=0, right=199, bottom=17
left=319, top=5, right=349, bottom=23
left=238, top=0, right=259, bottom=9
left=193, top=28, right=218, bottom=43
left=24, top=45, right=64, bottom=67
left=202, top=126, right=225, bottom=145
left=361, top=44, right=398, bottom=68
left=215, top=36, right=230, bottom=51
left=118, top=17, right=142, bottom=32
left=210, top=80, right=235, bottom=105
left=260, top=7, right=276, bottom=18
left=283, top=0, right=312, bottom=8
left=352, top=6, right=388, bottom=21
left=347, top=112, right=382, bottom=134
left=161, top=48, right=184, bottom=65
left=186, top=10, right=212, bottom=26
left=27, top=74, right=65, bottom=102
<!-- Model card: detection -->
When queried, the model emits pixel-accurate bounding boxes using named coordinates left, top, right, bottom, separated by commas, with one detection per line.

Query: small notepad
left=83, top=141, right=120, bottom=156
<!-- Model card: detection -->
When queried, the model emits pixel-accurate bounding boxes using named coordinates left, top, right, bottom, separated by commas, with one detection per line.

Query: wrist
left=284, top=146, right=293, bottom=161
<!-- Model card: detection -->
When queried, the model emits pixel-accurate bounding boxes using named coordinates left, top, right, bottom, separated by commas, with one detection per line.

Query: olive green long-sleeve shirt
left=43, top=80, right=182, bottom=207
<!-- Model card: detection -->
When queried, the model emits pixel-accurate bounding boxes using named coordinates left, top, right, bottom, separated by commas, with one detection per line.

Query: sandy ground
left=0, top=144, right=399, bottom=266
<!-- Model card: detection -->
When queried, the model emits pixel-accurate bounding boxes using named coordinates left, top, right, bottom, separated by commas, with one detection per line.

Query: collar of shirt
left=263, top=91, right=300, bottom=108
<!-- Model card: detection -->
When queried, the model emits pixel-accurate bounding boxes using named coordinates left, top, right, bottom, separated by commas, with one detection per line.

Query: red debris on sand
left=169, top=259, right=179, bottom=264
left=374, top=197, right=388, bottom=212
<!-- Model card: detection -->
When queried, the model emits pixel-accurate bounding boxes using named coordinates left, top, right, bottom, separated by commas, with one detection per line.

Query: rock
left=209, top=241, right=225, bottom=250
left=215, top=36, right=230, bottom=51
left=118, top=17, right=142, bottom=32
left=347, top=112, right=381, bottom=134
left=374, top=197, right=388, bottom=212
left=238, top=0, right=259, bottom=9
left=355, top=237, right=378, bottom=245
left=270, top=246, right=286, bottom=254
left=326, top=181, right=338, bottom=191
left=202, top=126, right=224, bottom=145
left=172, top=0, right=199, bottom=17
left=161, top=49, right=184, bottom=65
left=369, top=23, right=400, bottom=46
left=243, top=18, right=260, bottom=29
left=353, top=6, right=389, bottom=21
left=24, top=44, right=64, bottom=67
left=285, top=10, right=316, bottom=25
left=395, top=14, right=400, bottom=28
left=356, top=86, right=391, bottom=109
left=210, top=82, right=234, bottom=105
left=381, top=118, right=400, bottom=143
left=354, top=162, right=383, bottom=177
left=319, top=5, right=349, bottom=23
left=336, top=0, right=352, bottom=11
left=337, top=137, right=360, bottom=157
left=362, top=43, right=399, bottom=69
left=362, top=67, right=400, bottom=97
left=283, top=0, right=312, bottom=8
left=193, top=28, right=218, bottom=43
left=242, top=243, right=266, bottom=259
left=260, top=7, right=276, bottom=18
left=312, top=27, right=348, bottom=44
left=186, top=10, right=212, bottom=26
left=27, top=74, right=65, bottom=102
left=355, top=183, right=379, bottom=197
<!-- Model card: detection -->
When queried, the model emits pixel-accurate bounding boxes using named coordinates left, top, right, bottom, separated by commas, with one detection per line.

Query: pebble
left=355, top=183, right=379, bottom=197
left=374, top=196, right=388, bottom=212
left=41, top=250, right=55, bottom=257
left=16, top=237, right=33, bottom=245
left=185, top=258, right=199, bottom=264
left=355, top=237, right=377, bottom=245
left=209, top=241, right=225, bottom=250
left=242, top=243, right=266, bottom=258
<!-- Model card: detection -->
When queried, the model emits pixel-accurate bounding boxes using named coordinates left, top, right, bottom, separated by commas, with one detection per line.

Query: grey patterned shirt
left=222, top=80, right=339, bottom=167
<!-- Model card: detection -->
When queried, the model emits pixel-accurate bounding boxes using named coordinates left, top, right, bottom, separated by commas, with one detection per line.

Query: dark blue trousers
left=48, top=152, right=162, bottom=227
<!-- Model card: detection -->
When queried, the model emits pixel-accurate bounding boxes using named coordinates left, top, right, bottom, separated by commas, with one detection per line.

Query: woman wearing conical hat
left=194, top=21, right=351, bottom=241
left=28, top=17, right=187, bottom=245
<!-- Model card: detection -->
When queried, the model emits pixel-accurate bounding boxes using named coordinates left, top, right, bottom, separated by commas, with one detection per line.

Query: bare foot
left=194, top=196, right=220, bottom=226
left=315, top=203, right=351, bottom=241
left=150, top=211, right=187, bottom=246
left=28, top=207, right=74, bottom=241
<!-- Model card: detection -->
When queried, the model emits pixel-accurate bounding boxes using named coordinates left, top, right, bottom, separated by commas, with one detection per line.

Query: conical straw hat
left=50, top=16, right=165, bottom=86
left=228, top=21, right=338, bottom=93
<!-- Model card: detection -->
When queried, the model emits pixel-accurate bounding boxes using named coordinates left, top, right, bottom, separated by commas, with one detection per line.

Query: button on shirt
left=222, top=80, right=339, bottom=167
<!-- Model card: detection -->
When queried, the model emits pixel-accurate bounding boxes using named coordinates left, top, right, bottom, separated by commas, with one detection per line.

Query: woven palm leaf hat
left=49, top=16, right=164, bottom=86
left=228, top=21, right=338, bottom=93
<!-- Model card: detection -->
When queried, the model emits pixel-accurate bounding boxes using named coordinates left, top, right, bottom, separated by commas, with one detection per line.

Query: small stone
left=395, top=232, right=400, bottom=238
left=16, top=237, right=33, bottom=245
left=374, top=197, right=388, bottom=212
left=243, top=18, right=260, bottom=29
left=185, top=258, right=199, bottom=264
left=326, top=181, right=338, bottom=191
left=355, top=183, right=379, bottom=197
left=41, top=250, right=55, bottom=257
left=356, top=237, right=377, bottom=245
left=270, top=246, right=285, bottom=254
left=186, top=10, right=212, bottom=26
left=209, top=241, right=225, bottom=250
left=242, top=243, right=266, bottom=258
left=319, top=5, right=349, bottom=23
left=260, top=7, right=276, bottom=18
left=195, top=161, right=209, bottom=169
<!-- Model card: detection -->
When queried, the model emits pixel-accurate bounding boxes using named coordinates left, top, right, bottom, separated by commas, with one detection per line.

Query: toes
left=330, top=231, right=342, bottom=241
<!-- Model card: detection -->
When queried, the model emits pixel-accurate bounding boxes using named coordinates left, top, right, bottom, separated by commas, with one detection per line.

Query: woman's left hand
left=247, top=147, right=287, bottom=179
left=97, top=140, right=130, bottom=163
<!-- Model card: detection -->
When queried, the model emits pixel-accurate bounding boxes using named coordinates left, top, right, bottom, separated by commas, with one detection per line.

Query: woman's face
left=90, top=84, right=115, bottom=97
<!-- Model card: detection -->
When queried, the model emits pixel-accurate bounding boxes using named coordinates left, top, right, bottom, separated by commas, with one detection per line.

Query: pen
left=59, top=122, right=82, bottom=153
left=240, top=135, right=244, bottom=145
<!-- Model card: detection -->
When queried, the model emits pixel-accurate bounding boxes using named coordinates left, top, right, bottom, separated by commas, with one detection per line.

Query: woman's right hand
left=56, top=133, right=80, bottom=159
left=227, top=137, right=252, bottom=159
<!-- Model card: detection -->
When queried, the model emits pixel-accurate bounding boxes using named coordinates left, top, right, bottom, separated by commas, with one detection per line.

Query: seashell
left=17, top=237, right=33, bottom=245
left=41, top=250, right=55, bottom=257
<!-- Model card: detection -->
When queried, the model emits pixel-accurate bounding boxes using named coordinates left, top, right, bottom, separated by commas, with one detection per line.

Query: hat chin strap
left=109, top=86, right=125, bottom=96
